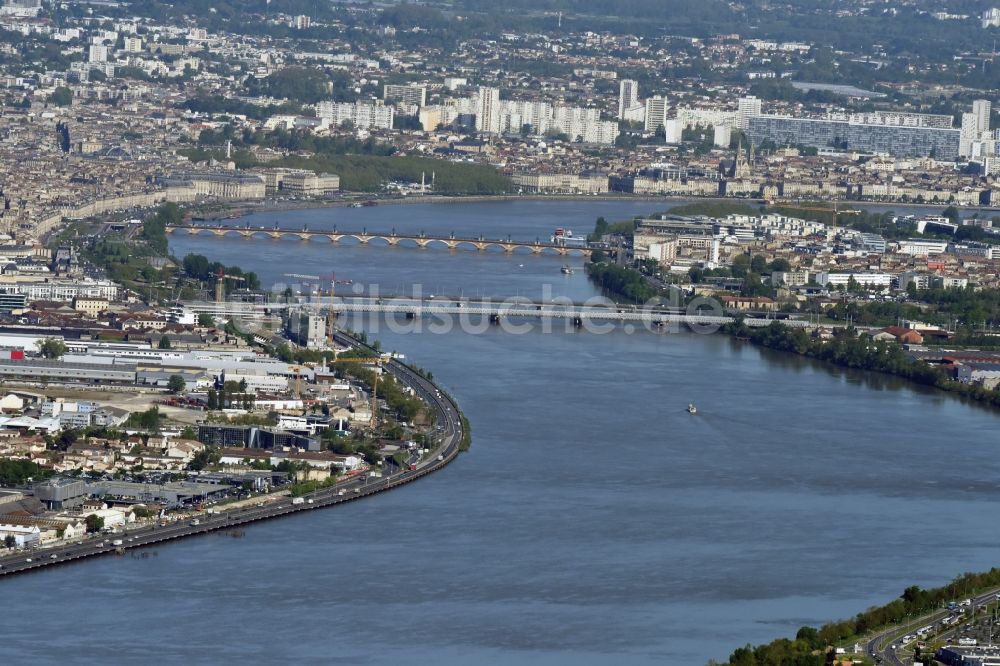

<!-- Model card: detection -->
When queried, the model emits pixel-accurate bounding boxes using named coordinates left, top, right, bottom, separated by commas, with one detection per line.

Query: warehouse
left=0, top=358, right=136, bottom=384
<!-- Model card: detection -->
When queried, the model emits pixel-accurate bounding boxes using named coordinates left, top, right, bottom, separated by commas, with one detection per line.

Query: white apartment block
left=383, top=84, right=427, bottom=108
left=645, top=96, right=668, bottom=132
left=88, top=44, right=107, bottom=63
left=736, top=96, right=762, bottom=131
left=316, top=101, right=395, bottom=130
left=476, top=86, right=501, bottom=133
left=618, top=79, right=639, bottom=119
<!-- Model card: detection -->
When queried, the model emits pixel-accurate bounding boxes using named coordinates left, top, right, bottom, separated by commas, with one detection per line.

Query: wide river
left=6, top=200, right=1000, bottom=665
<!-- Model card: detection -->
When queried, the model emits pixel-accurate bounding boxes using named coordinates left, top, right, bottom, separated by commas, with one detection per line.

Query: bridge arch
left=419, top=238, right=454, bottom=250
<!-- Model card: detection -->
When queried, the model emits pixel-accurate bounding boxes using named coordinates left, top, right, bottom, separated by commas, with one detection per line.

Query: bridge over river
left=166, top=224, right=594, bottom=257
left=184, top=296, right=810, bottom=329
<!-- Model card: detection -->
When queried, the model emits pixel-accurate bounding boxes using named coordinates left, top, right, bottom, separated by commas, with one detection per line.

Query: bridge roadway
left=0, top=336, right=463, bottom=578
left=185, top=297, right=811, bottom=329
left=165, top=224, right=592, bottom=257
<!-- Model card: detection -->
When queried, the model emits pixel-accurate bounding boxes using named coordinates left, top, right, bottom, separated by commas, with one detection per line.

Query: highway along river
left=4, top=200, right=998, bottom=665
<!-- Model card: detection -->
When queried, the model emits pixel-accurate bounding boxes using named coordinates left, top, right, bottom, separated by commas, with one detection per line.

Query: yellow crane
left=330, top=355, right=384, bottom=429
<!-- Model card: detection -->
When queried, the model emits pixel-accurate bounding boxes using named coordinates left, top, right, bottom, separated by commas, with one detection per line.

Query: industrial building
left=88, top=480, right=229, bottom=506
left=0, top=358, right=137, bottom=384
left=34, top=478, right=89, bottom=510
left=197, top=424, right=320, bottom=451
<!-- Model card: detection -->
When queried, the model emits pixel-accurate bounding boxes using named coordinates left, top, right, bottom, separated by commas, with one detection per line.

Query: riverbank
left=722, top=566, right=1000, bottom=665
left=724, top=319, right=1000, bottom=409
left=0, top=334, right=469, bottom=578
left=200, top=192, right=1000, bottom=218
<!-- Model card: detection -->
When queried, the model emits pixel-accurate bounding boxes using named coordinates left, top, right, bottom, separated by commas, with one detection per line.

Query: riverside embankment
left=0, top=338, right=465, bottom=577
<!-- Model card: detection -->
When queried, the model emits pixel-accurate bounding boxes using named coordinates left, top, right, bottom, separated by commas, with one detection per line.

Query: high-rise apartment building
left=644, top=96, right=669, bottom=133
left=961, top=112, right=979, bottom=157
left=974, top=99, right=992, bottom=134
left=736, top=96, right=762, bottom=131
left=476, top=86, right=501, bottom=133
left=618, top=79, right=639, bottom=119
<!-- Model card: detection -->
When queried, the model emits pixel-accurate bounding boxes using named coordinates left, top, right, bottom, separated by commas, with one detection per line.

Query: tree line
left=725, top=320, right=1000, bottom=409
left=723, top=567, right=1000, bottom=665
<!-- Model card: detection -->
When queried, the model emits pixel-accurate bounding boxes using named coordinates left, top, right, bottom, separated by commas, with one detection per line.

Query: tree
left=85, top=513, right=104, bottom=533
left=49, top=86, right=73, bottom=107
left=206, top=389, right=218, bottom=410
left=3, top=534, right=15, bottom=549
left=158, top=336, right=172, bottom=349
left=197, top=313, right=215, bottom=327
left=36, top=337, right=67, bottom=359
left=52, top=430, right=78, bottom=452
left=769, top=257, right=791, bottom=272
left=731, top=254, right=751, bottom=278
left=188, top=446, right=221, bottom=471
left=167, top=374, right=186, bottom=394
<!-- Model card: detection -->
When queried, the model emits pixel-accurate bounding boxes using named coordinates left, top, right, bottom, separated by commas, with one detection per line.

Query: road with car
left=0, top=337, right=464, bottom=577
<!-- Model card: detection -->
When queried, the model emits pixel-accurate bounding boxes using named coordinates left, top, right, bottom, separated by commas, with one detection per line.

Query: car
left=49, top=553, right=57, bottom=559
left=25, top=558, right=31, bottom=563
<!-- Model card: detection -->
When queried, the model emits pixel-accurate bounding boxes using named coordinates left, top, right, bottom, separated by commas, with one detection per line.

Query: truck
left=111, top=539, right=123, bottom=547
left=291, top=497, right=305, bottom=505
left=190, top=519, right=200, bottom=526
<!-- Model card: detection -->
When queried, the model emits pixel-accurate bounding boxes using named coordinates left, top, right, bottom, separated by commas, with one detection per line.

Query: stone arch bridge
left=165, top=224, right=593, bottom=257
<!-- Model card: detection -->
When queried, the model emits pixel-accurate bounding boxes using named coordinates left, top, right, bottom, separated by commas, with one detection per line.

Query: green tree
left=85, top=513, right=104, bottom=533
left=731, top=254, right=751, bottom=278
left=197, top=313, right=215, bottom=327
left=3, top=534, right=15, bottom=549
left=769, top=258, right=791, bottom=272
left=36, top=337, right=67, bottom=359
left=49, top=86, right=73, bottom=107
left=188, top=446, right=221, bottom=471
left=158, top=335, right=172, bottom=350
left=166, top=374, right=186, bottom=394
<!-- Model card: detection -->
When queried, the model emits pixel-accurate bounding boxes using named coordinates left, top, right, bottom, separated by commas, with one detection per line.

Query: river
left=4, top=200, right=999, bottom=665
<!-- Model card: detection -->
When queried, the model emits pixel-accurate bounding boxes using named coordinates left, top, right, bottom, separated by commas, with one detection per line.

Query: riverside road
left=864, top=586, right=1000, bottom=665
left=0, top=340, right=463, bottom=578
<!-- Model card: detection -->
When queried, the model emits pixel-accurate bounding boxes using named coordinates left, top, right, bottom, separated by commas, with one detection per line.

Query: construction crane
left=215, top=269, right=246, bottom=303
left=331, top=355, right=384, bottom=429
